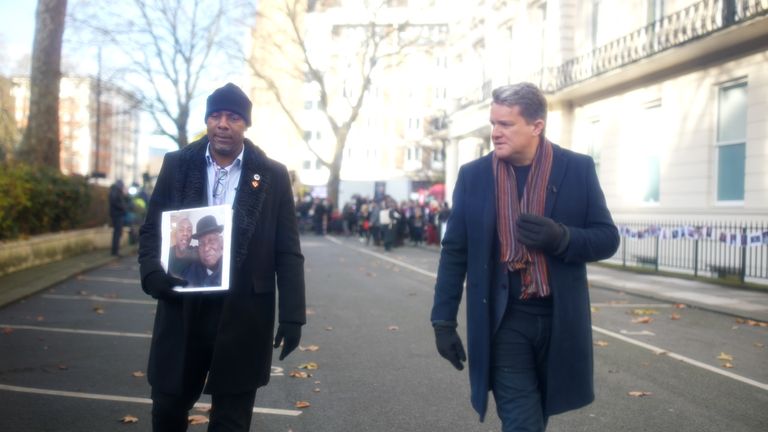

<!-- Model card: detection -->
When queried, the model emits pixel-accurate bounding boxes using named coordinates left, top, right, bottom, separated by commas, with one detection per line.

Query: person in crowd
left=138, top=82, right=306, bottom=432
left=431, top=82, right=619, bottom=431
left=109, top=179, right=128, bottom=257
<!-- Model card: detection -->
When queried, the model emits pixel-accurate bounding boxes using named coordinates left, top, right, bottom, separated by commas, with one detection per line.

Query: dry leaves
left=324, top=326, right=334, bottom=331
left=735, top=319, right=768, bottom=327
left=93, top=306, right=105, bottom=315
left=754, top=342, right=765, bottom=348
left=57, top=364, right=68, bottom=370
left=295, top=401, right=311, bottom=409
left=673, top=303, right=687, bottom=309
left=188, top=415, right=209, bottom=425
left=300, top=345, right=320, bottom=352
left=132, top=371, right=145, bottom=378
left=590, top=307, right=599, bottom=313
left=632, top=316, right=654, bottom=324
left=119, top=415, right=139, bottom=423
left=594, top=340, right=609, bottom=347
left=722, top=362, right=734, bottom=369
left=289, top=370, right=310, bottom=379
left=1, top=327, right=13, bottom=335
left=716, top=352, right=734, bottom=361
left=670, top=313, right=681, bottom=320
left=387, top=325, right=400, bottom=331
left=628, top=391, right=652, bottom=397
left=631, top=309, right=659, bottom=316
left=298, top=362, right=318, bottom=370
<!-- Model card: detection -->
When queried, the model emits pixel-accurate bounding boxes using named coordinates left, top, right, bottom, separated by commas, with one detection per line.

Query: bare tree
left=18, top=0, right=68, bottom=168
left=69, top=0, right=248, bottom=148
left=248, top=0, right=430, bottom=207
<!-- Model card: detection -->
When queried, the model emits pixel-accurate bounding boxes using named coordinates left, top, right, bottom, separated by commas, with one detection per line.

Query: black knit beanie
left=205, top=83, right=252, bottom=126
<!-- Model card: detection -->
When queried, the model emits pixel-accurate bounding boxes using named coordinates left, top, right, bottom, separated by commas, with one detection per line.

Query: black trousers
left=111, top=216, right=123, bottom=255
left=151, top=296, right=257, bottom=432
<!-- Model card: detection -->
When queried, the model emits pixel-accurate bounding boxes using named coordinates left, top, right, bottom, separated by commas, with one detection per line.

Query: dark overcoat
left=138, top=137, right=306, bottom=395
left=431, top=144, right=619, bottom=420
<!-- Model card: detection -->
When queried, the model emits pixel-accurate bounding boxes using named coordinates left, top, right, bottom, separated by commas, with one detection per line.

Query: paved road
left=0, top=235, right=766, bottom=431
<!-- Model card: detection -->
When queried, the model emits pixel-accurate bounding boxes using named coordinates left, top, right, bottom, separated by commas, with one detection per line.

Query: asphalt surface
left=0, top=235, right=766, bottom=431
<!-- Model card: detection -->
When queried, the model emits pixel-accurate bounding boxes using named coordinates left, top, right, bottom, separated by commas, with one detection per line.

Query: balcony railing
left=538, top=0, right=768, bottom=92
left=604, top=219, right=768, bottom=285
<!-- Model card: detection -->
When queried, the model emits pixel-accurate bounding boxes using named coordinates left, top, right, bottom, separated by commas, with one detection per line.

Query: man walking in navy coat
left=431, top=82, right=619, bottom=431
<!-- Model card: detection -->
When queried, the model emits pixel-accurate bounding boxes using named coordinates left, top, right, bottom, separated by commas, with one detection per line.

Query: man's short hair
left=492, top=82, right=548, bottom=124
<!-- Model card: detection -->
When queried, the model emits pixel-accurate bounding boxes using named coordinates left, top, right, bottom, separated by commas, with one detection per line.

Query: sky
left=0, top=0, right=37, bottom=75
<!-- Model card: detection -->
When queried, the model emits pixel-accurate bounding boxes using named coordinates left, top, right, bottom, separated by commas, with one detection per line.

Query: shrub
left=0, top=163, right=108, bottom=240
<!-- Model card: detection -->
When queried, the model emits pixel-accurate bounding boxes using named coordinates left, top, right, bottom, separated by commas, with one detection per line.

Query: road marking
left=0, top=384, right=302, bottom=416
left=326, top=236, right=436, bottom=280
left=42, top=294, right=155, bottom=305
left=76, top=275, right=140, bottom=284
left=592, top=325, right=768, bottom=392
left=0, top=324, right=152, bottom=338
left=592, top=303, right=672, bottom=308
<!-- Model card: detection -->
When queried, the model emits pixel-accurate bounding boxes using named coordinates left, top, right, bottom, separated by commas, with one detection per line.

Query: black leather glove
left=142, top=271, right=187, bottom=300
left=434, top=322, right=466, bottom=371
left=273, top=323, right=302, bottom=360
left=516, top=213, right=570, bottom=255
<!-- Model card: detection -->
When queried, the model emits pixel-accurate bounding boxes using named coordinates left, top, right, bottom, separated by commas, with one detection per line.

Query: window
left=716, top=82, right=747, bottom=202
left=591, top=0, right=601, bottom=47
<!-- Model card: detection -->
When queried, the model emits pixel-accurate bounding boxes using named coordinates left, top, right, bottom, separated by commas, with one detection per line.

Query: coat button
left=482, top=298, right=487, bottom=303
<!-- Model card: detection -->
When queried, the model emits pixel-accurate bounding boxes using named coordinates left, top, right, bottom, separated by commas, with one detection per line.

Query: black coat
left=138, top=137, right=306, bottom=395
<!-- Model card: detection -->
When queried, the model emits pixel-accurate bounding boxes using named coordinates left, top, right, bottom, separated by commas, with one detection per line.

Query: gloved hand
left=142, top=271, right=187, bottom=300
left=434, top=322, right=466, bottom=371
left=273, top=323, right=302, bottom=360
left=516, top=213, right=570, bottom=255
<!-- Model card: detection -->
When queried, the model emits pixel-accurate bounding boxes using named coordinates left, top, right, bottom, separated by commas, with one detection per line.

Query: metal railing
left=605, top=220, right=768, bottom=285
left=538, top=0, right=768, bottom=92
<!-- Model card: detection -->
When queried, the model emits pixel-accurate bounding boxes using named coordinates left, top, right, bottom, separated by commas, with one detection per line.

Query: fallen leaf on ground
left=93, top=306, right=105, bottom=314
left=58, top=364, right=68, bottom=370
left=628, top=391, right=652, bottom=397
left=387, top=325, right=400, bottom=331
left=735, top=318, right=745, bottom=324
left=670, top=313, right=681, bottom=320
left=314, top=380, right=321, bottom=384
left=188, top=415, right=209, bottom=425
left=631, top=309, right=659, bottom=316
left=306, top=308, right=316, bottom=315
left=594, top=340, right=609, bottom=347
left=1, top=327, right=13, bottom=335
left=132, top=371, right=145, bottom=377
left=314, top=388, right=321, bottom=393
left=324, top=326, right=334, bottom=331
left=609, top=300, right=629, bottom=305
left=119, top=415, right=139, bottom=423
left=590, top=307, right=599, bottom=313
left=716, top=352, right=734, bottom=361
left=300, top=345, right=320, bottom=352
left=673, top=303, right=686, bottom=309
left=36, top=316, right=45, bottom=322
left=632, top=316, right=654, bottom=324
left=754, top=342, right=765, bottom=348
left=722, top=362, right=734, bottom=369
left=295, top=401, right=311, bottom=409
left=366, top=272, right=377, bottom=277
left=78, top=290, right=88, bottom=296
left=746, top=320, right=768, bottom=327
left=289, top=370, right=309, bottom=378
left=195, top=405, right=211, bottom=413
left=298, top=362, right=318, bottom=370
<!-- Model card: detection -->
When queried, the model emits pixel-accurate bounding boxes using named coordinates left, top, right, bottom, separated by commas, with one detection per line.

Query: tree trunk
left=18, top=0, right=68, bottom=169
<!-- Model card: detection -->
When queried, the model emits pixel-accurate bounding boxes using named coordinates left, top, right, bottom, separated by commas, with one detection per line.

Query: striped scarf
left=493, top=139, right=554, bottom=299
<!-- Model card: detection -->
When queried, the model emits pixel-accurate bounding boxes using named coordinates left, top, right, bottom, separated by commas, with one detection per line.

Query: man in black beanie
left=138, top=83, right=306, bottom=431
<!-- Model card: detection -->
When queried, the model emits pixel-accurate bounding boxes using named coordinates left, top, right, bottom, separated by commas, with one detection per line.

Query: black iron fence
left=606, top=220, right=768, bottom=285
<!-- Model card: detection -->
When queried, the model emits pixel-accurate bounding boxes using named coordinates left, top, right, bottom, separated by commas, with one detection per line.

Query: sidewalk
left=585, top=264, right=768, bottom=322
left=0, top=248, right=135, bottom=309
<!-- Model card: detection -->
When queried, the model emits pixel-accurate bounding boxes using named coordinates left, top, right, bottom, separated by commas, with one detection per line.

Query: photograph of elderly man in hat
left=181, top=215, right=225, bottom=288
left=138, top=82, right=306, bottom=432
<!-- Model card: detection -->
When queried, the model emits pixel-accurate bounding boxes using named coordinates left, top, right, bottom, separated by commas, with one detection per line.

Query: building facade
left=11, top=75, right=141, bottom=185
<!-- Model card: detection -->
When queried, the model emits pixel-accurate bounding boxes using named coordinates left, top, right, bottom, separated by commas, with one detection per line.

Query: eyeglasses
left=213, top=168, right=229, bottom=204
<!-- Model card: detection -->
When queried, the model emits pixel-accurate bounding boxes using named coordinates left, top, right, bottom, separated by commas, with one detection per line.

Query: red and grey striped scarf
left=493, top=139, right=554, bottom=299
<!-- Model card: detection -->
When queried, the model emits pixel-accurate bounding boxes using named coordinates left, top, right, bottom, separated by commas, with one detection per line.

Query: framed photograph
left=160, top=205, right=233, bottom=292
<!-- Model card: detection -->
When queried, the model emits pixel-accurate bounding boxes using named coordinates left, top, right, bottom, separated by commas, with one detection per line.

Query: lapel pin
left=251, top=174, right=261, bottom=189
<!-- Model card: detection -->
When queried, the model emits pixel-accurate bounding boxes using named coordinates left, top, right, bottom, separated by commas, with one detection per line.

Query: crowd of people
left=296, top=194, right=451, bottom=251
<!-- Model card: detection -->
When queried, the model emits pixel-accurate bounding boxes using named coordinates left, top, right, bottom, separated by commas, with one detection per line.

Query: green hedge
left=0, top=163, right=109, bottom=240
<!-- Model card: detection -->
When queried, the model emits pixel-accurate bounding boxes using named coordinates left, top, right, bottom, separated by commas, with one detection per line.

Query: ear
left=532, top=119, right=545, bottom=136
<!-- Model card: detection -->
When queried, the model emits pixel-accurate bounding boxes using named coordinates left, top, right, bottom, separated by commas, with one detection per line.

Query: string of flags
left=618, top=225, right=768, bottom=247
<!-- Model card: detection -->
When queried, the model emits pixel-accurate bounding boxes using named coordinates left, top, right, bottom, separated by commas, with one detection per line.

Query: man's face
left=197, top=232, right=223, bottom=270
left=206, top=110, right=247, bottom=161
left=176, top=219, right=193, bottom=250
left=490, top=103, right=544, bottom=165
